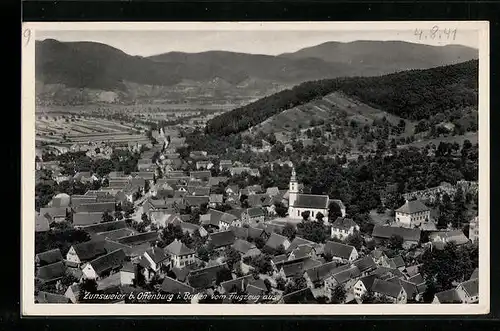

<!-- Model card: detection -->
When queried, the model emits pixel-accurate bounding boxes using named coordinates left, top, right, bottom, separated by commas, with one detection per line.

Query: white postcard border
left=21, top=21, right=490, bottom=316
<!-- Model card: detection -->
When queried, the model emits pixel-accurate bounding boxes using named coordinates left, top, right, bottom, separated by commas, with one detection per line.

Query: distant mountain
left=280, top=40, right=478, bottom=73
left=205, top=60, right=478, bottom=137
left=35, top=39, right=479, bottom=105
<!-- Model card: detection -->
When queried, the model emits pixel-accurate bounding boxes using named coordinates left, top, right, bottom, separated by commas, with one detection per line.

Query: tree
left=264, top=278, right=272, bottom=293
left=296, top=219, right=329, bottom=243
left=101, top=210, right=114, bottom=223
left=197, top=246, right=209, bottom=262
left=78, top=278, right=98, bottom=303
left=315, top=212, right=324, bottom=223
left=215, top=268, right=233, bottom=285
left=248, top=254, right=273, bottom=274
left=224, top=246, right=241, bottom=270
left=114, top=210, right=123, bottom=220
left=275, top=244, right=286, bottom=256
left=301, top=211, right=310, bottom=221
left=388, top=234, right=404, bottom=250
left=274, top=202, right=288, bottom=217
left=346, top=231, right=364, bottom=251
left=254, top=237, right=266, bottom=250
left=328, top=202, right=343, bottom=221
left=361, top=290, right=376, bottom=303
left=282, top=223, right=296, bottom=240
left=422, top=279, right=438, bottom=303
left=331, top=285, right=347, bottom=304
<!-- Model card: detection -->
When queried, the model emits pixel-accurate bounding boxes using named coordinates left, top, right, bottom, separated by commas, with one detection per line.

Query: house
left=387, top=255, right=406, bottom=271
left=288, top=244, right=317, bottom=261
left=77, top=220, right=127, bottom=235
left=50, top=193, right=71, bottom=208
left=304, top=261, right=341, bottom=288
left=190, top=171, right=211, bottom=181
left=281, top=287, right=318, bottom=304
left=372, top=225, right=421, bottom=249
left=73, top=171, right=98, bottom=183
left=66, top=240, right=107, bottom=267
left=433, top=289, right=463, bottom=303
left=70, top=195, right=97, bottom=208
left=206, top=209, right=240, bottom=231
left=120, top=262, right=136, bottom=286
left=220, top=275, right=253, bottom=294
left=371, top=278, right=407, bottom=303
left=468, top=216, right=479, bottom=244
left=329, top=265, right=362, bottom=293
left=149, top=210, right=180, bottom=229
left=187, top=263, right=229, bottom=290
left=370, top=249, right=390, bottom=267
left=429, top=230, right=470, bottom=249
left=209, top=194, right=223, bottom=207
left=184, top=195, right=210, bottom=208
left=353, top=255, right=378, bottom=276
left=286, top=237, right=317, bottom=253
left=225, top=185, right=240, bottom=197
left=164, top=239, right=196, bottom=269
left=265, top=187, right=280, bottom=197
left=247, top=194, right=273, bottom=208
left=64, top=284, right=81, bottom=303
left=116, top=232, right=159, bottom=246
left=36, top=291, right=71, bottom=304
left=219, top=160, right=232, bottom=172
left=137, top=158, right=154, bottom=170
left=456, top=278, right=479, bottom=303
left=36, top=261, right=66, bottom=283
left=208, top=230, right=236, bottom=250
left=388, top=277, right=421, bottom=302
left=276, top=258, right=322, bottom=279
left=265, top=233, right=291, bottom=251
left=196, top=160, right=214, bottom=170
left=187, top=186, right=211, bottom=196
left=323, top=241, right=358, bottom=263
left=242, top=207, right=266, bottom=224
left=35, top=248, right=63, bottom=267
left=180, top=221, right=208, bottom=237
left=330, top=217, right=360, bottom=240
left=81, top=249, right=127, bottom=280
left=35, top=212, right=50, bottom=232
left=73, top=212, right=105, bottom=227
left=74, top=202, right=115, bottom=214
left=142, top=246, right=169, bottom=272
left=287, top=168, right=329, bottom=221
left=353, top=274, right=378, bottom=299
left=394, top=199, right=431, bottom=228
left=39, top=207, right=68, bottom=223
left=161, top=276, right=195, bottom=294
left=232, top=239, right=262, bottom=258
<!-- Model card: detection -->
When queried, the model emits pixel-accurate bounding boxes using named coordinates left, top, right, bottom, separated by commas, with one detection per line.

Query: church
left=288, top=167, right=330, bottom=222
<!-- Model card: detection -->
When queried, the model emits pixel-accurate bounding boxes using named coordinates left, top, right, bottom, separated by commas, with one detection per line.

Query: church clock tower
left=289, top=166, right=299, bottom=207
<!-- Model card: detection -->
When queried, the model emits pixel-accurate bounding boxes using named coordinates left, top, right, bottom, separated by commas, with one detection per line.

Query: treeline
left=206, top=60, right=478, bottom=136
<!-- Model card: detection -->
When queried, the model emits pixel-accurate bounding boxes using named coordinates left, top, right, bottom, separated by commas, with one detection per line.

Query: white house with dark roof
left=287, top=167, right=329, bottom=222
left=323, top=241, right=358, bottom=263
left=371, top=278, right=407, bottom=303
left=331, top=217, right=360, bottom=240
left=395, top=199, right=431, bottom=228
left=456, top=278, right=479, bottom=303
left=81, top=249, right=127, bottom=280
left=164, top=239, right=195, bottom=269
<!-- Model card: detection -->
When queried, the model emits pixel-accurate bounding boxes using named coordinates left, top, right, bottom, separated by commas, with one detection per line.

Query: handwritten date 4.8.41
left=415, top=26, right=457, bottom=41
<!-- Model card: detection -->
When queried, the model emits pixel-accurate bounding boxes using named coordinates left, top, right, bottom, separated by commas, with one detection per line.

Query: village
left=34, top=125, right=479, bottom=305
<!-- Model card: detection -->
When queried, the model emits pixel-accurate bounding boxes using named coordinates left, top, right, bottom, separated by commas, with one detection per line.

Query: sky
left=35, top=29, right=479, bottom=57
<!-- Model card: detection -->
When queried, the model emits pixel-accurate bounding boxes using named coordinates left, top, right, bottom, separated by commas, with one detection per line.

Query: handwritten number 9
left=23, top=29, right=31, bottom=46
left=430, top=26, right=439, bottom=39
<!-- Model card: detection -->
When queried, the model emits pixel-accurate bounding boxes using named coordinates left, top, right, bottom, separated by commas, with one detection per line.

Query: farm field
left=36, top=115, right=149, bottom=144
left=400, top=132, right=478, bottom=149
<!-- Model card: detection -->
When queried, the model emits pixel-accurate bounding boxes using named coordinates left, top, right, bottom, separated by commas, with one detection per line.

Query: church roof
left=292, top=194, right=329, bottom=209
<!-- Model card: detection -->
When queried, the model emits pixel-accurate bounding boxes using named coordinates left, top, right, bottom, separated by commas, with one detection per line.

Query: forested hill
left=205, top=60, right=478, bottom=136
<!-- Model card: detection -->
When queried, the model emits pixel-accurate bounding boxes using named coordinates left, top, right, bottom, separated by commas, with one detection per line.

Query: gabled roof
left=331, top=217, right=358, bottom=230
left=247, top=194, right=273, bottom=207
left=265, top=187, right=280, bottom=197
left=35, top=213, right=50, bottom=232
left=458, top=278, right=479, bottom=297
left=221, top=275, right=253, bottom=293
left=184, top=195, right=210, bottom=206
left=388, top=277, right=418, bottom=300
left=189, top=171, right=211, bottom=179
left=434, top=289, right=462, bottom=303
left=226, top=208, right=245, bottom=219
left=246, top=207, right=265, bottom=218
left=332, top=265, right=361, bottom=284
left=74, top=202, right=115, bottom=213
left=324, top=241, right=356, bottom=259
left=289, top=244, right=314, bottom=260
left=116, top=232, right=159, bottom=246
left=388, top=255, right=405, bottom=269
left=73, top=212, right=104, bottom=226
left=282, top=287, right=317, bottom=304
left=88, top=249, right=126, bottom=276
left=187, top=263, right=229, bottom=289
left=353, top=256, right=377, bottom=273
left=265, top=233, right=289, bottom=250
left=209, top=231, right=236, bottom=249
left=165, top=239, right=195, bottom=256
left=407, top=273, right=425, bottom=286
left=209, top=194, right=223, bottom=204
left=40, top=207, right=67, bottom=219
left=232, top=239, right=257, bottom=255
left=145, top=246, right=169, bottom=264
left=72, top=240, right=107, bottom=261
left=71, top=196, right=97, bottom=207
left=187, top=186, right=210, bottom=196
left=395, top=199, right=430, bottom=214
left=372, top=225, right=421, bottom=242
left=161, top=276, right=195, bottom=294
left=78, top=220, right=127, bottom=234
left=36, top=248, right=63, bottom=266
left=287, top=237, right=316, bottom=253
left=292, top=194, right=328, bottom=209
left=430, top=230, right=470, bottom=246
left=357, top=274, right=378, bottom=292
left=470, top=268, right=479, bottom=280
left=36, top=261, right=66, bottom=282
left=372, top=278, right=404, bottom=298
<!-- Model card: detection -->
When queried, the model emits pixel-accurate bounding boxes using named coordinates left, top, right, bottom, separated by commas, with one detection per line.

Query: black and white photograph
left=21, top=22, right=489, bottom=315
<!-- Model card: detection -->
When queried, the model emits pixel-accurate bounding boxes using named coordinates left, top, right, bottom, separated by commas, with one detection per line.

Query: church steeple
left=290, top=167, right=297, bottom=183
left=289, top=166, right=298, bottom=207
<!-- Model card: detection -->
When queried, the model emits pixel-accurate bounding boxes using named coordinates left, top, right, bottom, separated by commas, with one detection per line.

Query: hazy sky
left=36, top=29, right=479, bottom=57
